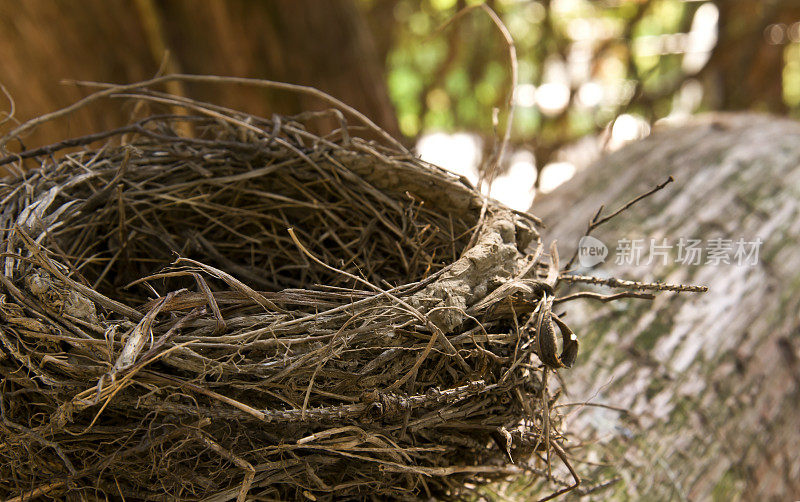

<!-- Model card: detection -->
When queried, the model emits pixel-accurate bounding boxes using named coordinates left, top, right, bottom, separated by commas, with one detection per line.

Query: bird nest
left=0, top=78, right=581, bottom=501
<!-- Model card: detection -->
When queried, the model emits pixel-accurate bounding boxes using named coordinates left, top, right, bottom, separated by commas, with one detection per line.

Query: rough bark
left=0, top=0, right=399, bottom=148
left=533, top=113, right=800, bottom=500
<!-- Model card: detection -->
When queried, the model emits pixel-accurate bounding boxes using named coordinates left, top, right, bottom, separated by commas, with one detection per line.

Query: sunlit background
left=365, top=0, right=800, bottom=211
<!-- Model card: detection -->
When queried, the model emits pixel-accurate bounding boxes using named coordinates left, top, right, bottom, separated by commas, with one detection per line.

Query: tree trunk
left=156, top=0, right=401, bottom=139
left=532, top=113, right=800, bottom=500
left=0, top=0, right=399, bottom=149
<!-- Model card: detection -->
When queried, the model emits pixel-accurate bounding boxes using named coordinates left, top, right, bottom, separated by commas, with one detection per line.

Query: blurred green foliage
left=367, top=0, right=800, bottom=166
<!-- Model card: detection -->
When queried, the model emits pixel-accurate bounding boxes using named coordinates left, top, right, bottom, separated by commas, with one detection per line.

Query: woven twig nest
left=0, top=78, right=578, bottom=501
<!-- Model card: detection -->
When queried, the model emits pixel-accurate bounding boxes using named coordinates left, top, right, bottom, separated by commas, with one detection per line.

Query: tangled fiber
left=0, top=77, right=582, bottom=501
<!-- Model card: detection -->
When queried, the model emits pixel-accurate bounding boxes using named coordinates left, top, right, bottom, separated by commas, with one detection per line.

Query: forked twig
left=563, top=176, right=674, bottom=272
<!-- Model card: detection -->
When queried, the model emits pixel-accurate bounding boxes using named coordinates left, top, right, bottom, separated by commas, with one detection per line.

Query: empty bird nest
left=0, top=77, right=608, bottom=501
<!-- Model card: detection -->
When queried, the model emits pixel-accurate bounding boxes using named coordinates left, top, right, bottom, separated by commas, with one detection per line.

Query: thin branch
left=0, top=74, right=406, bottom=151
left=0, top=82, right=16, bottom=127
left=555, top=291, right=655, bottom=304
left=559, top=274, right=707, bottom=293
left=452, top=3, right=518, bottom=254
